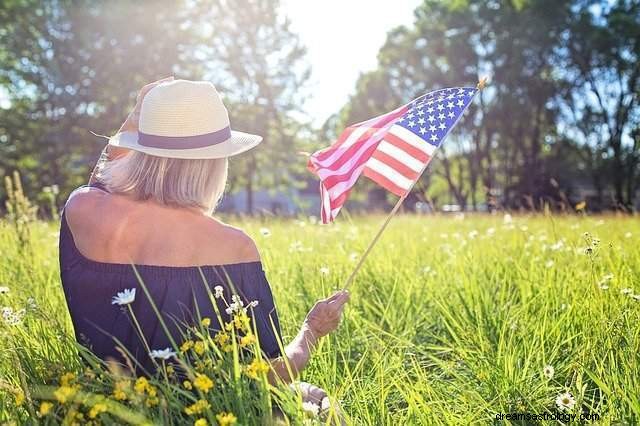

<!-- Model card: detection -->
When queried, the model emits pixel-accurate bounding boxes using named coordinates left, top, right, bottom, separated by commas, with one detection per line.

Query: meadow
left=1, top=211, right=639, bottom=424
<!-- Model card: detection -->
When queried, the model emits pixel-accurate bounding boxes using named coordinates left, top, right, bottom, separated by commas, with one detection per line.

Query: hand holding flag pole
left=308, top=77, right=488, bottom=290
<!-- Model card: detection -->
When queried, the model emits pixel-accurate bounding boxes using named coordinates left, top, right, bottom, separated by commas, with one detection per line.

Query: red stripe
left=311, top=127, right=379, bottom=173
left=310, top=106, right=409, bottom=164
left=320, top=146, right=377, bottom=189
left=384, top=132, right=431, bottom=163
left=314, top=126, right=357, bottom=161
left=363, top=167, right=407, bottom=197
left=369, top=150, right=422, bottom=181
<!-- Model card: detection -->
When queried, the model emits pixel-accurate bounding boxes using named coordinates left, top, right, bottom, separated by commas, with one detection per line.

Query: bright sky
left=282, top=0, right=421, bottom=125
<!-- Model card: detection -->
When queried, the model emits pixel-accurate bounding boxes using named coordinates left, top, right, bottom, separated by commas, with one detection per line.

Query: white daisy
left=225, top=295, right=246, bottom=315
left=621, top=288, right=633, bottom=295
left=301, top=401, right=320, bottom=417
left=0, top=286, right=9, bottom=294
left=349, top=252, right=359, bottom=262
left=319, top=266, right=330, bottom=275
left=543, top=365, right=554, bottom=379
left=259, top=227, right=271, bottom=237
left=632, top=294, right=640, bottom=301
left=214, top=285, right=224, bottom=299
left=111, top=288, right=136, bottom=305
left=555, top=391, right=576, bottom=411
left=624, top=232, right=632, bottom=238
left=503, top=213, right=513, bottom=224
left=545, top=260, right=554, bottom=268
left=149, top=348, right=176, bottom=360
left=248, top=300, right=259, bottom=308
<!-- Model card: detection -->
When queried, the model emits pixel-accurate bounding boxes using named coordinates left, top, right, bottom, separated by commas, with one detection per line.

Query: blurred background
left=0, top=0, right=638, bottom=217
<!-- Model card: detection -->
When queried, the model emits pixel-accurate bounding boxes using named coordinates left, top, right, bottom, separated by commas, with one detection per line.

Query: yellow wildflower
left=214, top=332, right=230, bottom=346
left=180, top=340, right=194, bottom=353
left=216, top=411, right=238, bottom=425
left=193, top=373, right=214, bottom=393
left=245, top=358, right=270, bottom=379
left=233, top=313, right=250, bottom=330
left=194, top=341, right=206, bottom=355
left=166, top=365, right=175, bottom=375
left=60, top=372, right=75, bottom=386
left=38, top=401, right=53, bottom=417
left=145, top=395, right=159, bottom=407
left=14, top=390, right=25, bottom=406
left=224, top=322, right=234, bottom=332
left=222, top=344, right=234, bottom=352
left=201, top=317, right=211, bottom=327
left=113, top=380, right=129, bottom=401
left=184, top=399, right=211, bottom=416
left=194, top=419, right=208, bottom=426
left=240, top=333, right=256, bottom=347
left=183, top=380, right=193, bottom=390
left=134, top=377, right=149, bottom=395
left=88, top=402, right=107, bottom=419
left=54, top=385, right=76, bottom=404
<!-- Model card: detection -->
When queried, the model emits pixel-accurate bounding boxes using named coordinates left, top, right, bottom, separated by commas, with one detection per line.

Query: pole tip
left=477, top=76, right=489, bottom=90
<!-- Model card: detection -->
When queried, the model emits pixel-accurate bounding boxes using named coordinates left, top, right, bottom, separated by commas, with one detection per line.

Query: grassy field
left=1, top=213, right=639, bottom=424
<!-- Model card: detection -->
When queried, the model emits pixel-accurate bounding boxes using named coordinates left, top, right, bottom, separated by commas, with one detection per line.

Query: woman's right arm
left=268, top=290, right=350, bottom=383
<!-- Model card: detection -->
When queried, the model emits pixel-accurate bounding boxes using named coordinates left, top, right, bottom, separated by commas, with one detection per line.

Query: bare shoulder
left=202, top=217, right=261, bottom=264
left=64, top=186, right=109, bottom=225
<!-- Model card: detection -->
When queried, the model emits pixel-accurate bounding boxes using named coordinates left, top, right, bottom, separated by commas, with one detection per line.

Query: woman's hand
left=304, top=290, right=350, bottom=339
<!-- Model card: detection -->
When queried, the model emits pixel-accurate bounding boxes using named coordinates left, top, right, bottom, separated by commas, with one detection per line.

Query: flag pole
left=342, top=77, right=488, bottom=290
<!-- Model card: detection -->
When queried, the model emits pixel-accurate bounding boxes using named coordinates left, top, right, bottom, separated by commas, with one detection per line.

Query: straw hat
left=108, top=79, right=262, bottom=159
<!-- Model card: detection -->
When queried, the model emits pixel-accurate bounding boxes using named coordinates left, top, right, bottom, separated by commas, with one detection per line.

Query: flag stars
left=429, top=124, right=437, bottom=132
left=419, top=126, right=427, bottom=134
left=447, top=111, right=455, bottom=119
left=416, top=109, right=425, bottom=116
left=457, top=99, right=465, bottom=107
left=427, top=115, right=435, bottom=123
left=426, top=106, right=434, bottom=114
left=408, top=120, right=416, bottom=127
left=417, top=117, right=426, bottom=125
left=447, top=101, right=455, bottom=109
left=438, top=113, right=446, bottom=120
left=430, top=134, right=439, bottom=143
left=438, top=122, right=447, bottom=130
left=436, top=103, right=444, bottom=111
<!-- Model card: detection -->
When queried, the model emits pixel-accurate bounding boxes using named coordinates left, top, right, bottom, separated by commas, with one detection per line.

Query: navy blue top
left=59, top=185, right=282, bottom=373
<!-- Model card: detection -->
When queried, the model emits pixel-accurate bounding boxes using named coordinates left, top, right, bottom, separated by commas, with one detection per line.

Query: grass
left=1, top=212, right=639, bottom=424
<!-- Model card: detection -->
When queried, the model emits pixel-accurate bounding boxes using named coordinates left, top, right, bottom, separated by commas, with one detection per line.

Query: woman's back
left=59, top=186, right=282, bottom=374
left=64, top=186, right=258, bottom=267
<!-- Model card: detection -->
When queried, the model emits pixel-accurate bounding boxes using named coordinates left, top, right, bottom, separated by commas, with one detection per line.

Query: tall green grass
left=1, top=212, right=639, bottom=424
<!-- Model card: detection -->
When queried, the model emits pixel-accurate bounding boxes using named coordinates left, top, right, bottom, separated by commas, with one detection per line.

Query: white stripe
left=377, top=141, right=425, bottom=173
left=388, top=125, right=437, bottom=156
left=312, top=115, right=398, bottom=168
left=315, top=137, right=380, bottom=179
left=364, top=158, right=413, bottom=189
left=326, top=163, right=367, bottom=200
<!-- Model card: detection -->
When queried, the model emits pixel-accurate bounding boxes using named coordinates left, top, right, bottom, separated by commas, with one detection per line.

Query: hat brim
left=108, top=130, right=263, bottom=159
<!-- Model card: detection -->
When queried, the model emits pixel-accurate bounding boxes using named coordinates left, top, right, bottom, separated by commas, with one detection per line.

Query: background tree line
left=332, top=0, right=639, bottom=212
left=0, top=0, right=638, bottom=215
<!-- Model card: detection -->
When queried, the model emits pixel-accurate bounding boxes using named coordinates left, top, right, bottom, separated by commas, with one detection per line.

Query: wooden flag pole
left=342, top=77, right=488, bottom=290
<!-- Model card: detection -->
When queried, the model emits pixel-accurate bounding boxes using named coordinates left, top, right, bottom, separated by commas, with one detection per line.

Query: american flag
left=308, top=86, right=478, bottom=223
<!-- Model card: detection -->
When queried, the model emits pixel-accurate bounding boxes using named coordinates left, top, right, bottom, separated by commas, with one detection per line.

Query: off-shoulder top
left=58, top=184, right=282, bottom=373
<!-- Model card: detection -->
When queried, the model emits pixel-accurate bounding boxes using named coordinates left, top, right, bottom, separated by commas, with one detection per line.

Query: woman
left=59, top=77, right=349, bottom=407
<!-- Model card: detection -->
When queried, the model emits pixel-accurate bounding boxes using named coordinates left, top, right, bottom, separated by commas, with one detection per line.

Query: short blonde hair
left=97, top=151, right=228, bottom=213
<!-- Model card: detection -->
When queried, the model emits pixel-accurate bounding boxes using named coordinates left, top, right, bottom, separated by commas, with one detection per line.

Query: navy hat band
left=138, top=126, right=231, bottom=150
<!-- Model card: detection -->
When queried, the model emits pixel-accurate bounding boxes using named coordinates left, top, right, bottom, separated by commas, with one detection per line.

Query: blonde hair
left=96, top=151, right=228, bottom=213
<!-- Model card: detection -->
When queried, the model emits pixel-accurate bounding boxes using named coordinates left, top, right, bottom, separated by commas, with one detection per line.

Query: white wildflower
left=624, top=232, right=632, bottom=238
left=545, top=260, right=554, bottom=268
left=543, top=365, right=555, bottom=379
left=111, top=288, right=136, bottom=306
left=149, top=348, right=176, bottom=360
left=632, top=294, right=640, bottom=301
left=214, top=285, right=224, bottom=299
left=503, top=213, right=513, bottom=224
left=319, top=266, right=330, bottom=275
left=549, top=240, right=564, bottom=251
left=226, top=295, right=245, bottom=315
left=0, top=286, right=9, bottom=294
left=486, top=227, right=496, bottom=236
left=27, top=297, right=37, bottom=309
left=468, top=230, right=479, bottom=239
left=349, top=252, right=359, bottom=262
left=248, top=300, right=259, bottom=308
left=259, top=227, right=271, bottom=237
left=555, top=392, right=576, bottom=411
left=301, top=401, right=320, bottom=417
left=621, top=288, right=633, bottom=295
